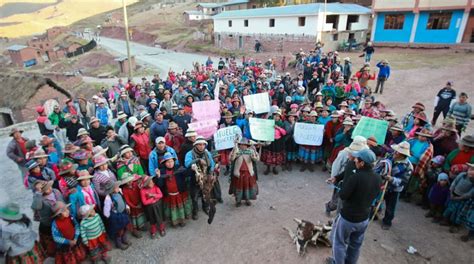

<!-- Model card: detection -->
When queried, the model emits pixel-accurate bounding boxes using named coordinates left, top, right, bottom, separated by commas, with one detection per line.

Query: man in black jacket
left=88, top=117, right=107, bottom=145
left=327, top=149, right=381, bottom=264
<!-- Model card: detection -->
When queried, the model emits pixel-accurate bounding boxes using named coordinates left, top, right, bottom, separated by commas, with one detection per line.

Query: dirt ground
left=1, top=50, right=473, bottom=264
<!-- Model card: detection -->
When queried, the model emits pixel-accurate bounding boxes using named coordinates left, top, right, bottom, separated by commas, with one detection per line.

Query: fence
left=66, top=40, right=97, bottom=58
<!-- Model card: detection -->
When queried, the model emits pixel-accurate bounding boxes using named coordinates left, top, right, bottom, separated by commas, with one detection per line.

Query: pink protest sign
left=192, top=100, right=221, bottom=121
left=188, top=119, right=218, bottom=139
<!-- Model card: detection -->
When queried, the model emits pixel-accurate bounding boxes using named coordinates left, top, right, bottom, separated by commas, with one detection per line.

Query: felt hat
left=193, top=136, right=208, bottom=146
left=331, top=111, right=341, bottom=118
left=128, top=116, right=139, bottom=127
left=352, top=149, right=376, bottom=164
left=441, top=122, right=457, bottom=133
left=155, top=137, right=166, bottom=144
left=25, top=140, right=37, bottom=150
left=80, top=136, right=95, bottom=145
left=414, top=112, right=428, bottom=123
left=171, top=103, right=179, bottom=110
left=134, top=121, right=144, bottom=130
left=119, top=145, right=134, bottom=157
left=39, top=135, right=55, bottom=147
left=117, top=112, right=128, bottom=120
left=273, top=109, right=282, bottom=116
left=63, top=143, right=80, bottom=154
left=77, top=128, right=89, bottom=137
left=58, top=160, right=78, bottom=176
left=0, top=203, right=22, bottom=221
left=302, top=106, right=311, bottom=112
left=119, top=172, right=139, bottom=185
left=352, top=114, right=362, bottom=121
left=315, top=102, right=324, bottom=108
left=391, top=141, right=411, bottom=157
left=185, top=129, right=198, bottom=138
left=76, top=170, right=93, bottom=181
left=160, top=152, right=176, bottom=164
left=168, top=122, right=178, bottom=130
left=149, top=99, right=158, bottom=105
left=415, top=128, right=433, bottom=138
left=347, top=136, right=368, bottom=152
left=92, top=146, right=109, bottom=158
left=38, top=180, right=54, bottom=193
left=33, top=148, right=49, bottom=159
left=411, top=102, right=425, bottom=111
left=308, top=110, right=318, bottom=117
left=89, top=117, right=100, bottom=125
left=26, top=160, right=40, bottom=170
left=224, top=111, right=234, bottom=118
left=93, top=156, right=109, bottom=168
left=164, top=90, right=171, bottom=95
left=390, top=124, right=404, bottom=132
left=342, top=117, right=354, bottom=126
left=9, top=128, right=23, bottom=137
left=141, top=175, right=155, bottom=188
left=139, top=112, right=150, bottom=121
left=459, top=135, right=474, bottom=148
left=52, top=201, right=71, bottom=218
left=442, top=116, right=456, bottom=127
left=367, top=136, right=378, bottom=147
left=72, top=149, right=89, bottom=160
left=79, top=204, right=94, bottom=218
left=339, top=101, right=348, bottom=107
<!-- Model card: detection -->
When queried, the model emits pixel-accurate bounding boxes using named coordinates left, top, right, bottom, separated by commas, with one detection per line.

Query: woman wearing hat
left=39, top=135, right=61, bottom=165
left=328, top=117, right=354, bottom=165
left=130, top=121, right=152, bottom=173
left=78, top=204, right=112, bottom=263
left=7, top=127, right=29, bottom=180
left=68, top=171, right=101, bottom=219
left=93, top=155, right=117, bottom=199
left=229, top=138, right=260, bottom=206
left=31, top=180, right=64, bottom=257
left=116, top=145, right=145, bottom=180
left=323, top=111, right=343, bottom=171
left=218, top=112, right=237, bottom=175
left=283, top=113, right=299, bottom=171
left=155, top=152, right=192, bottom=227
left=443, top=135, right=474, bottom=172
left=103, top=181, right=131, bottom=250
left=261, top=110, right=287, bottom=175
left=58, top=159, right=79, bottom=197
left=383, top=124, right=406, bottom=154
left=25, top=158, right=56, bottom=191
left=406, top=112, right=430, bottom=139
left=121, top=173, right=146, bottom=238
left=164, top=121, right=185, bottom=156
left=0, top=203, right=46, bottom=264
left=51, top=201, right=87, bottom=264
left=401, top=102, right=425, bottom=132
left=432, top=121, right=459, bottom=157
left=72, top=149, right=94, bottom=174
left=299, top=111, right=322, bottom=172
left=374, top=141, right=413, bottom=230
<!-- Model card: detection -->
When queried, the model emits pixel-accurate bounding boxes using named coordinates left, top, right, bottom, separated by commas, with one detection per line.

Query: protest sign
left=243, top=93, right=270, bottom=114
left=249, top=118, right=274, bottom=141
left=214, top=125, right=242, bottom=150
left=192, top=100, right=221, bottom=121
left=294, top=123, right=325, bottom=146
left=188, top=119, right=218, bottom=139
left=352, top=116, right=389, bottom=144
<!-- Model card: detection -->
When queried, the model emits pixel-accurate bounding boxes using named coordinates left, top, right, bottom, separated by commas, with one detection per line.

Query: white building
left=213, top=3, right=371, bottom=51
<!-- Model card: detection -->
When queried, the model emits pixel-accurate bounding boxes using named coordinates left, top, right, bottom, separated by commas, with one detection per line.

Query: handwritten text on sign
left=352, top=116, right=389, bottom=145
left=214, top=126, right=242, bottom=150
left=294, top=123, right=325, bottom=146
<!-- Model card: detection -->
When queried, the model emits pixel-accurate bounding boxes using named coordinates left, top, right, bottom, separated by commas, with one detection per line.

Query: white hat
left=155, top=136, right=166, bottom=144
left=193, top=136, right=208, bottom=146
left=391, top=141, right=411, bottom=157
left=128, top=116, right=138, bottom=127
left=347, top=136, right=368, bottom=152
left=79, top=204, right=94, bottom=218
left=185, top=129, right=198, bottom=138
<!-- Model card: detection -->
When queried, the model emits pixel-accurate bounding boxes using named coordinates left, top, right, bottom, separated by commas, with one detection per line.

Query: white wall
left=214, top=15, right=319, bottom=36
left=349, top=14, right=370, bottom=31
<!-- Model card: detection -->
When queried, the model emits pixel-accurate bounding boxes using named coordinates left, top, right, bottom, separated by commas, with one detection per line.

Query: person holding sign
left=283, top=113, right=299, bottom=171
left=261, top=110, right=287, bottom=175
left=218, top=112, right=237, bottom=175
left=299, top=111, right=322, bottom=172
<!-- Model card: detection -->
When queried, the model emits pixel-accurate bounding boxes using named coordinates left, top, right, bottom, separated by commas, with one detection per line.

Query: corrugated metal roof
left=223, top=0, right=249, bottom=6
left=213, top=3, right=371, bottom=19
left=7, top=44, right=29, bottom=51
left=197, top=3, right=224, bottom=8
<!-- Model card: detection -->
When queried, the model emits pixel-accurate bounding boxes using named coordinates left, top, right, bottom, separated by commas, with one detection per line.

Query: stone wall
left=19, top=85, right=69, bottom=122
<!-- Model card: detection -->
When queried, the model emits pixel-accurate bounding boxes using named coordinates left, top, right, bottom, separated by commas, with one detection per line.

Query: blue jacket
left=236, top=117, right=251, bottom=139
left=184, top=150, right=215, bottom=172
left=149, top=120, right=169, bottom=144
left=376, top=63, right=391, bottom=78
left=148, top=146, right=179, bottom=176
left=68, top=184, right=101, bottom=219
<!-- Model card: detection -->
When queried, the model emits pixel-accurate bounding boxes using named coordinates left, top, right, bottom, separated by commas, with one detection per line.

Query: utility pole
left=122, top=0, right=133, bottom=80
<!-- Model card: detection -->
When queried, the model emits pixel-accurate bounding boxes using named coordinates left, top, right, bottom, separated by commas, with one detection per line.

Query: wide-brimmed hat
left=0, top=203, right=22, bottom=221
left=63, top=143, right=80, bottom=154
left=224, top=111, right=234, bottom=118
left=308, top=110, right=318, bottom=117
left=119, top=172, right=139, bottom=185
left=89, top=117, right=100, bottom=125
left=441, top=122, right=458, bottom=133
left=411, top=102, right=425, bottom=111
left=79, top=204, right=94, bottom=218
left=414, top=113, right=428, bottom=123
left=141, top=175, right=155, bottom=188
left=119, top=145, right=134, bottom=157
left=149, top=99, right=158, bottom=105
left=347, top=136, right=368, bottom=152
left=77, top=128, right=89, bottom=137
left=339, top=101, right=348, bottom=107
left=80, top=136, right=95, bottom=145
left=390, top=124, right=404, bottom=132
left=139, top=112, right=150, bottom=121
left=367, top=136, right=378, bottom=147
left=442, top=117, right=456, bottom=127
left=33, top=148, right=49, bottom=159
left=37, top=180, right=54, bottom=193
left=185, top=129, right=198, bottom=138
left=459, top=135, right=474, bottom=148
left=93, top=156, right=109, bottom=168
left=76, top=170, right=93, bottom=181
left=331, top=111, right=341, bottom=118
left=168, top=122, right=178, bottom=130
left=302, top=106, right=311, bottom=112
left=342, top=117, right=354, bottom=126
left=416, top=128, right=433, bottom=138
left=26, top=140, right=37, bottom=150
left=92, top=146, right=109, bottom=158
left=51, top=201, right=71, bottom=218
left=26, top=160, right=39, bottom=170
left=273, top=109, right=282, bottom=116
left=193, top=136, right=208, bottom=146
left=391, top=141, right=411, bottom=157
left=117, top=112, right=128, bottom=120
left=134, top=121, right=144, bottom=130
left=160, top=152, right=176, bottom=164
left=59, top=160, right=78, bottom=176
left=9, top=128, right=23, bottom=137
left=238, top=138, right=251, bottom=146
left=72, top=149, right=89, bottom=160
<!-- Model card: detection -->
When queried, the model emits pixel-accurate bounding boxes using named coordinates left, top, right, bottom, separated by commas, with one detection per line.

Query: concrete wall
left=414, top=10, right=465, bottom=43
left=373, top=0, right=416, bottom=10
left=373, top=12, right=415, bottom=42
left=418, top=0, right=469, bottom=9
left=215, top=15, right=319, bottom=35
left=224, top=3, right=248, bottom=11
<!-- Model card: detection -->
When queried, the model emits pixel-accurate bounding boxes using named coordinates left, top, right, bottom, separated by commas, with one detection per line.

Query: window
left=244, top=19, right=249, bottom=27
left=332, top=33, right=338, bottom=41
left=298, top=17, right=306, bottom=27
left=346, top=15, right=359, bottom=30
left=269, top=18, right=275, bottom=27
left=427, top=12, right=452, bottom=30
left=228, top=20, right=232, bottom=27
left=384, top=14, right=405, bottom=29
left=326, top=15, right=339, bottom=29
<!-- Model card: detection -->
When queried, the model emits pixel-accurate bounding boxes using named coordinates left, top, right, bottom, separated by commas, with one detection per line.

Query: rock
left=380, top=243, right=395, bottom=253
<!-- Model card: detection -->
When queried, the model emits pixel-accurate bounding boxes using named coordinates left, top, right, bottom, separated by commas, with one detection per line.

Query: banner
left=214, top=125, right=242, bottom=150
left=352, top=116, right=389, bottom=145
left=294, top=123, right=325, bottom=146
left=243, top=92, right=270, bottom=114
left=192, top=100, right=221, bottom=121
left=188, top=119, right=218, bottom=139
left=249, top=118, right=274, bottom=141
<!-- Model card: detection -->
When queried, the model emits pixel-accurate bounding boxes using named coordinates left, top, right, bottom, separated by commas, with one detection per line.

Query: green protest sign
left=249, top=118, right=274, bottom=142
left=352, top=116, right=389, bottom=145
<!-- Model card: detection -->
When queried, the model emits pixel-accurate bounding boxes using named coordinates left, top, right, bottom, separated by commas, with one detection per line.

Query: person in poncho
left=261, top=110, right=287, bottom=175
left=116, top=145, right=145, bottom=180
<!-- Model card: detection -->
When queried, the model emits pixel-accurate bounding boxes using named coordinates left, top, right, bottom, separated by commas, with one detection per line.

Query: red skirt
left=39, top=224, right=55, bottom=258
left=55, top=243, right=87, bottom=264
left=6, top=241, right=46, bottom=264
left=261, top=150, right=285, bottom=165
left=229, top=163, right=258, bottom=202
left=87, top=233, right=111, bottom=260
left=219, top=149, right=231, bottom=166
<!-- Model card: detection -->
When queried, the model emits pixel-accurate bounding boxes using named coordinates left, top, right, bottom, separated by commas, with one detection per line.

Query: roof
left=213, top=3, right=371, bottom=19
left=184, top=10, right=205, bottom=15
left=7, top=44, right=28, bottom=51
left=197, top=3, right=223, bottom=8
left=198, top=0, right=248, bottom=8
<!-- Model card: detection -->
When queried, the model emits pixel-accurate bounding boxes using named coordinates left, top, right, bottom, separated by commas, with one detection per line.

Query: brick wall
left=19, top=85, right=68, bottom=122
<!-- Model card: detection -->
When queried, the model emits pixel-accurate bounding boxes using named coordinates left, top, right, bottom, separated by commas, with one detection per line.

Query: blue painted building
left=371, top=0, right=473, bottom=44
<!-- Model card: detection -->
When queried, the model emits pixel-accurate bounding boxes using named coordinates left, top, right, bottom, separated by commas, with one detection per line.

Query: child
left=140, top=175, right=165, bottom=238
left=426, top=173, right=450, bottom=223
left=103, top=181, right=131, bottom=250
left=51, top=201, right=87, bottom=264
left=117, top=145, right=145, bottom=180
left=121, top=172, right=146, bottom=238
left=79, top=204, right=112, bottom=263
left=421, top=155, right=445, bottom=208
left=0, top=203, right=46, bottom=264
left=69, top=171, right=101, bottom=219
left=92, top=155, right=117, bottom=199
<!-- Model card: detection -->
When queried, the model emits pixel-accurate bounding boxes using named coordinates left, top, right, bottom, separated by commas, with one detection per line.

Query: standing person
left=374, top=59, right=390, bottom=94
left=326, top=149, right=381, bottom=264
left=0, top=203, right=46, bottom=264
left=6, top=128, right=28, bottom=180
left=120, top=173, right=146, bottom=238
left=254, top=40, right=261, bottom=53
left=448, top=92, right=471, bottom=136
left=432, top=81, right=457, bottom=126
left=103, top=182, right=131, bottom=250
left=130, top=121, right=152, bottom=173
left=139, top=175, right=165, bottom=238
left=79, top=204, right=112, bottom=263
left=261, top=110, right=287, bottom=175
left=363, top=42, right=375, bottom=63
left=96, top=99, right=113, bottom=127
left=342, top=57, right=352, bottom=84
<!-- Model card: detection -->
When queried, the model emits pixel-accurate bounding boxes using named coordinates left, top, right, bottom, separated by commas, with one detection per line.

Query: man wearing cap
left=448, top=92, right=471, bottom=136
left=432, top=81, right=456, bottom=126
left=374, top=59, right=390, bottom=94
left=149, top=137, right=180, bottom=177
left=7, top=128, right=29, bottom=179
left=88, top=117, right=107, bottom=145
left=327, top=149, right=381, bottom=264
left=95, top=99, right=113, bottom=127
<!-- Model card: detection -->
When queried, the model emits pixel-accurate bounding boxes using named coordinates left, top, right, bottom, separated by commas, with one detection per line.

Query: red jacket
left=140, top=185, right=163, bottom=205
left=164, top=133, right=185, bottom=155
left=131, top=132, right=152, bottom=160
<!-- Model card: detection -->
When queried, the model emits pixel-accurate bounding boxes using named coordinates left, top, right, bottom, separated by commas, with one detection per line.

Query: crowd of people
left=2, top=43, right=473, bottom=264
